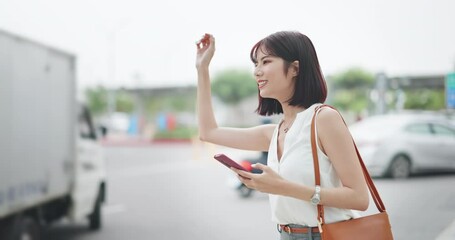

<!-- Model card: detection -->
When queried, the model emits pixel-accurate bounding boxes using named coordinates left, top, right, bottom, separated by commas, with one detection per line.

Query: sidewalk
left=436, top=219, right=455, bottom=240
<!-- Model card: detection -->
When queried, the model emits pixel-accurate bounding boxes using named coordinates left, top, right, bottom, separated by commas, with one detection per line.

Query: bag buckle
left=278, top=224, right=292, bottom=234
left=286, top=225, right=292, bottom=234
left=318, top=217, right=323, bottom=233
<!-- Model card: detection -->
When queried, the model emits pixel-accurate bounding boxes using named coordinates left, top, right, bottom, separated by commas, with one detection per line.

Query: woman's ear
left=291, top=60, right=299, bottom=77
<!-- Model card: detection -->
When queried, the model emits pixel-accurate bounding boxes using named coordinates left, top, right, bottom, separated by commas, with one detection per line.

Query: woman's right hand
left=195, top=33, right=215, bottom=69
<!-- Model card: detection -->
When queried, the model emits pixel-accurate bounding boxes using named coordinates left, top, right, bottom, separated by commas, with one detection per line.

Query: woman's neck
left=281, top=104, right=306, bottom=121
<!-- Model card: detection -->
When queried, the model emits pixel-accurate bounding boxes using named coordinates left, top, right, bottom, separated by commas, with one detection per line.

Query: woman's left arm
left=232, top=108, right=369, bottom=211
left=308, top=107, right=369, bottom=210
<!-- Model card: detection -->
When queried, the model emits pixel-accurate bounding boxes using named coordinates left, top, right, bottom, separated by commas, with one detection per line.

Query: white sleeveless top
left=267, top=103, right=359, bottom=226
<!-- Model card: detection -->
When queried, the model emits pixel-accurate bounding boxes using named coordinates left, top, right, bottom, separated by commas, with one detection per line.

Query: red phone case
left=213, top=153, right=247, bottom=171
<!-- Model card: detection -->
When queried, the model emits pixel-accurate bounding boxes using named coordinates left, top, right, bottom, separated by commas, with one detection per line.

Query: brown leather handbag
left=310, top=105, right=394, bottom=240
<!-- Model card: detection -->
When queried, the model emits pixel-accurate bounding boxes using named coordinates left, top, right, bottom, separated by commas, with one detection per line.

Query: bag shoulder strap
left=310, top=104, right=387, bottom=224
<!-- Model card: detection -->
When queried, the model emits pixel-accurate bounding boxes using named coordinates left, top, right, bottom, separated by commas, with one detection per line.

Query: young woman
left=195, top=31, right=369, bottom=240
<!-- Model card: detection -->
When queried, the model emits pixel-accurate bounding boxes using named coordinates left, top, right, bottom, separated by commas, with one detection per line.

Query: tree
left=115, top=90, right=134, bottom=113
left=212, top=69, right=257, bottom=105
left=85, top=86, right=108, bottom=116
left=330, top=67, right=375, bottom=89
left=145, top=94, right=196, bottom=114
left=84, top=86, right=134, bottom=116
left=404, top=89, right=445, bottom=110
left=329, top=67, right=375, bottom=114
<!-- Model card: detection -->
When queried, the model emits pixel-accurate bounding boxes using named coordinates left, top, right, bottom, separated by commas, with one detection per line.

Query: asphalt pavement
left=436, top=219, right=455, bottom=240
left=101, top=136, right=455, bottom=240
left=42, top=137, right=455, bottom=240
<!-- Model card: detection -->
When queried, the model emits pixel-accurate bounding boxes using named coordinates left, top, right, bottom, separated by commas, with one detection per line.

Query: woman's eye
left=263, top=60, right=270, bottom=64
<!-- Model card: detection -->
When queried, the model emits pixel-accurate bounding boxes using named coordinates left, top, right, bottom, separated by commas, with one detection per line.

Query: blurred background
left=1, top=0, right=455, bottom=240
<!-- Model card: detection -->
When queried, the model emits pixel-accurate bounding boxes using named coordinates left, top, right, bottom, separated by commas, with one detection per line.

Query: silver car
left=348, top=113, right=455, bottom=179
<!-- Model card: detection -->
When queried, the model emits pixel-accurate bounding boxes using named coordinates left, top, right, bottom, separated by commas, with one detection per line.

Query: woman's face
left=253, top=47, right=296, bottom=103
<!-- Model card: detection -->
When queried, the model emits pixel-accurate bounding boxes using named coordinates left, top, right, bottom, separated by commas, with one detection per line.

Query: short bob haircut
left=250, top=31, right=327, bottom=116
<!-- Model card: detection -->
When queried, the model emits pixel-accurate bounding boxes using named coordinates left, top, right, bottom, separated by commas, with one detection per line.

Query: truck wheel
left=89, top=194, right=102, bottom=230
left=9, top=216, right=41, bottom=240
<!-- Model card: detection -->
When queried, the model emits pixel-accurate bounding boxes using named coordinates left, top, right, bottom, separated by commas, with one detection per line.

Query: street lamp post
left=107, top=30, right=117, bottom=121
left=375, top=72, right=388, bottom=115
left=105, top=20, right=130, bottom=128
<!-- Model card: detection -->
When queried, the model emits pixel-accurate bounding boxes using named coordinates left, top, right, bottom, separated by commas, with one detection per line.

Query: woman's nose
left=254, top=68, right=263, bottom=77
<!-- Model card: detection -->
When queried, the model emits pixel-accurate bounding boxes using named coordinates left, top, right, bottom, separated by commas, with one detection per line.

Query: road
left=43, top=142, right=455, bottom=240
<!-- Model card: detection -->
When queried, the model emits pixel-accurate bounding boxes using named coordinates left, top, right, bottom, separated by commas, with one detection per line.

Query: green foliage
left=153, top=127, right=197, bottom=140
left=115, top=91, right=134, bottom=113
left=85, top=86, right=135, bottom=115
left=85, top=86, right=108, bottom=116
left=331, top=89, right=369, bottom=113
left=145, top=93, right=196, bottom=115
left=329, top=67, right=375, bottom=113
left=404, top=89, right=445, bottom=110
left=212, top=69, right=257, bottom=105
left=331, top=67, right=375, bottom=89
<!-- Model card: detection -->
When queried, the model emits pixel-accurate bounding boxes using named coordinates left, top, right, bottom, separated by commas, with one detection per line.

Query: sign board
left=447, top=72, right=455, bottom=109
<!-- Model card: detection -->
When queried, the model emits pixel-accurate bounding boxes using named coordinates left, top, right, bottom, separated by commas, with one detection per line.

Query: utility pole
left=106, top=19, right=130, bottom=129
left=107, top=30, right=117, bottom=120
left=375, top=72, right=387, bottom=115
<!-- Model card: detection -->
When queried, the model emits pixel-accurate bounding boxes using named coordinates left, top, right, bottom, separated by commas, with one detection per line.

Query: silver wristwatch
left=310, top=186, right=321, bottom=205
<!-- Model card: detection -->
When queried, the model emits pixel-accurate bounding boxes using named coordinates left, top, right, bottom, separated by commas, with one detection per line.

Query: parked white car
left=349, top=113, right=455, bottom=179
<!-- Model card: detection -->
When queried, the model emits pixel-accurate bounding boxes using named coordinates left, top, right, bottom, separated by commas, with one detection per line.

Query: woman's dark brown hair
left=250, top=31, right=327, bottom=116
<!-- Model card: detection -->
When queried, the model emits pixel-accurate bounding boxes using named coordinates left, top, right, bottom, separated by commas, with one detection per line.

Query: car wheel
left=389, top=155, right=411, bottom=179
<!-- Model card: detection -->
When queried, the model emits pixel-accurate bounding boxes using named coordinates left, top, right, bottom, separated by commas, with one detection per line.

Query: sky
left=1, top=0, right=454, bottom=92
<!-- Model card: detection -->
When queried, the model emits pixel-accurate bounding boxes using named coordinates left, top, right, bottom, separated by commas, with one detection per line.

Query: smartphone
left=213, top=153, right=247, bottom=171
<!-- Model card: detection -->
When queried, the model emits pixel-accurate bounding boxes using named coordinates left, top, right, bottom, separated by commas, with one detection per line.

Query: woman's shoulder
left=316, top=106, right=345, bottom=127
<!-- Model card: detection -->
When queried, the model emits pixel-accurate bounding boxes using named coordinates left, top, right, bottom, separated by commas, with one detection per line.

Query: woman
left=195, top=31, right=369, bottom=240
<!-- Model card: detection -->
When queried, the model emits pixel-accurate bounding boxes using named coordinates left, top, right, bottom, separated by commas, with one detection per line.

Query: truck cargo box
left=0, top=29, right=75, bottom=218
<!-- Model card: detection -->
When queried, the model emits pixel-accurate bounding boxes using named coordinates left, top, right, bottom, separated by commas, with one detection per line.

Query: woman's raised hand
left=195, top=33, right=215, bottom=69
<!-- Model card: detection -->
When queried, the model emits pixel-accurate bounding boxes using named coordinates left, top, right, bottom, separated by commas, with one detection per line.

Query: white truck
left=0, top=29, right=107, bottom=240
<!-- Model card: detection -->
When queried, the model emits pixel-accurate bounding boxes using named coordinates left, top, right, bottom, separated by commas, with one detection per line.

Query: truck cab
left=71, top=103, right=107, bottom=230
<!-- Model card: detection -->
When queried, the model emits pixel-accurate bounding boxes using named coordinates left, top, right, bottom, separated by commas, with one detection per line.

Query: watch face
left=311, top=186, right=321, bottom=205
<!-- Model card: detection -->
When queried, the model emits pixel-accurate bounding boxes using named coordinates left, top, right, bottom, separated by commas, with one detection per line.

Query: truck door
left=70, top=104, right=106, bottom=225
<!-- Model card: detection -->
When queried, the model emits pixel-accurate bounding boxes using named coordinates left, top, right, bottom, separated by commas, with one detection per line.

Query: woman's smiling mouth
left=257, top=80, right=268, bottom=89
